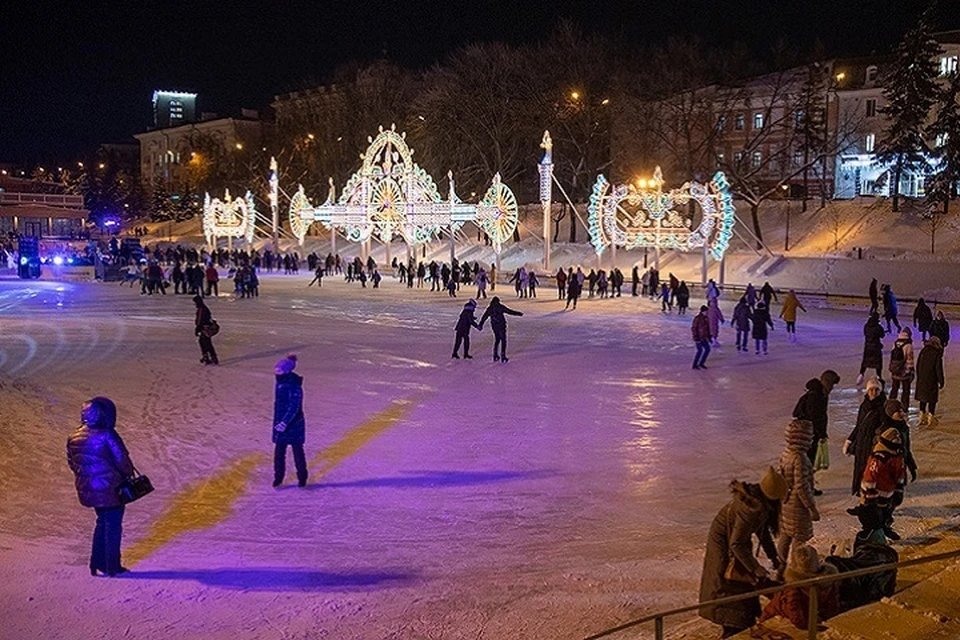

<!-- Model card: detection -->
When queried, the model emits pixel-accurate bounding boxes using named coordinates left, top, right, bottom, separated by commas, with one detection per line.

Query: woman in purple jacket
left=66, top=397, right=135, bottom=576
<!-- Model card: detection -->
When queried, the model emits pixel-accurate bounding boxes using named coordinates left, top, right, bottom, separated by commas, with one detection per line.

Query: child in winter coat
left=452, top=299, right=481, bottom=359
left=760, top=545, right=840, bottom=631
left=446, top=278, right=457, bottom=297
left=855, top=427, right=907, bottom=540
left=777, top=419, right=820, bottom=571
left=660, top=283, right=672, bottom=312
left=527, top=271, right=538, bottom=298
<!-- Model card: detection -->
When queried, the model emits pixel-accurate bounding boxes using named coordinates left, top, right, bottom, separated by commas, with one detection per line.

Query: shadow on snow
left=119, top=567, right=417, bottom=591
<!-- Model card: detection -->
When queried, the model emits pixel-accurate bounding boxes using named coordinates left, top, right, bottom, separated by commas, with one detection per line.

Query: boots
left=918, top=411, right=928, bottom=426
left=928, top=413, right=940, bottom=427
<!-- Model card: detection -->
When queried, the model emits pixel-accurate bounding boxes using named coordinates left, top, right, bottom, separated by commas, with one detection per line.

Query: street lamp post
left=783, top=184, right=791, bottom=252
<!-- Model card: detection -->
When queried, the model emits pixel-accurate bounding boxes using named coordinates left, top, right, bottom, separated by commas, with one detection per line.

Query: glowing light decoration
left=587, top=167, right=736, bottom=261
left=202, top=189, right=257, bottom=245
left=289, top=124, right=519, bottom=252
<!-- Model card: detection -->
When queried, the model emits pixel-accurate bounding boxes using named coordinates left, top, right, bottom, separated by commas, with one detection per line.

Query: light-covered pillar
left=539, top=131, right=553, bottom=271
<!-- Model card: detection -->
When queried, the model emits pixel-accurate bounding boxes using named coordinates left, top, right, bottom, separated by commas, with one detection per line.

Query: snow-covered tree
left=875, top=7, right=943, bottom=212
left=149, top=177, right=175, bottom=221
left=926, top=72, right=960, bottom=218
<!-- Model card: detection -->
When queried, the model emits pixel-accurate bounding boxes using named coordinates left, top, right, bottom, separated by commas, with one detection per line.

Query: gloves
left=842, top=440, right=852, bottom=456
left=910, top=467, right=918, bottom=482
left=811, top=508, right=821, bottom=522
left=274, top=422, right=287, bottom=432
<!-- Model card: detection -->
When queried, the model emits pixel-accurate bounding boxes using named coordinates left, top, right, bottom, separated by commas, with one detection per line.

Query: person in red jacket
left=857, top=427, right=907, bottom=539
left=66, top=397, right=136, bottom=576
left=205, top=263, right=220, bottom=297
left=692, top=305, right=712, bottom=369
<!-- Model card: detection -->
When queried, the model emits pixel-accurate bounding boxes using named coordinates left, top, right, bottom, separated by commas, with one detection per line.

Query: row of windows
left=941, top=55, right=958, bottom=76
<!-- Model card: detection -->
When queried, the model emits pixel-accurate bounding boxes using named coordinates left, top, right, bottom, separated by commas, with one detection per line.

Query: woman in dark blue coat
left=66, top=397, right=136, bottom=576
left=272, top=355, right=308, bottom=487
left=478, top=296, right=523, bottom=362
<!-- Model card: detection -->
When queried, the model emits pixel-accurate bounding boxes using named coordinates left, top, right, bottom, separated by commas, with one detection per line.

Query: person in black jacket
left=857, top=313, right=885, bottom=386
left=793, top=369, right=840, bottom=495
left=452, top=299, right=481, bottom=359
left=868, top=278, right=879, bottom=316
left=272, top=355, right=308, bottom=487
left=193, top=295, right=218, bottom=365
left=843, top=377, right=887, bottom=496
left=66, top=397, right=136, bottom=576
left=478, top=296, right=523, bottom=362
left=929, top=310, right=950, bottom=348
left=913, top=298, right=933, bottom=340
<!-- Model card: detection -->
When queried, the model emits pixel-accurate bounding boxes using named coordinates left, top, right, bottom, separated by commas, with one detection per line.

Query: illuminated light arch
left=587, top=167, right=736, bottom=261
left=288, top=124, right=519, bottom=253
left=202, top=189, right=257, bottom=245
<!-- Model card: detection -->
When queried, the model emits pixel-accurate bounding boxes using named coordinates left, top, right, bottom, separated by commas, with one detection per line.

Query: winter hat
left=193, top=295, right=204, bottom=305
left=927, top=336, right=943, bottom=350
left=760, top=466, right=789, bottom=501
left=820, top=370, right=841, bottom=388
left=865, top=377, right=882, bottom=394
left=275, top=354, right=298, bottom=375
left=884, top=399, right=904, bottom=418
left=83, top=397, right=117, bottom=430
left=700, top=305, right=708, bottom=312
left=784, top=418, right=814, bottom=450
left=465, top=299, right=477, bottom=309
left=784, top=544, right=837, bottom=582
left=875, top=427, right=902, bottom=454
left=899, top=327, right=912, bottom=340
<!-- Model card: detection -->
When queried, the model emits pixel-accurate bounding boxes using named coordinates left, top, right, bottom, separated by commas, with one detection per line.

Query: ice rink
left=1, top=273, right=956, bottom=639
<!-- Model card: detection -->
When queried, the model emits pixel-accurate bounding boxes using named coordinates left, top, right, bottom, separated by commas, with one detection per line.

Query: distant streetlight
left=235, top=142, right=244, bottom=150
left=307, top=133, right=315, bottom=140
left=78, top=162, right=84, bottom=168
left=570, top=91, right=581, bottom=100
left=601, top=98, right=610, bottom=105
left=336, top=136, right=343, bottom=142
left=38, top=167, right=45, bottom=172
left=1, top=170, right=6, bottom=175
left=782, top=184, right=792, bottom=252
left=98, top=163, right=105, bottom=169
left=835, top=72, right=846, bottom=82
left=417, top=115, right=425, bottom=121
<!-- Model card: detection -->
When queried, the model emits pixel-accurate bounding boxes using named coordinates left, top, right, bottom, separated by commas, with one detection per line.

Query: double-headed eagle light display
left=287, top=125, right=520, bottom=253
left=202, top=189, right=257, bottom=245
left=587, top=167, right=736, bottom=261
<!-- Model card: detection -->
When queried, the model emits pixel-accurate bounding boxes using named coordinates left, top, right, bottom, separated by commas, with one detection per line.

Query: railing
left=584, top=547, right=960, bottom=640
left=0, top=192, right=85, bottom=207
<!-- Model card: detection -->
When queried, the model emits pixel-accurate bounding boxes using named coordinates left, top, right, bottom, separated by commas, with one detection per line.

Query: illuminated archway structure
left=288, top=125, right=519, bottom=253
left=202, top=189, right=257, bottom=245
left=586, top=167, right=736, bottom=261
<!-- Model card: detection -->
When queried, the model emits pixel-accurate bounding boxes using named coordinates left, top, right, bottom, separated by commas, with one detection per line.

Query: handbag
left=724, top=556, right=758, bottom=585
left=118, top=468, right=155, bottom=504
left=814, top=439, right=831, bottom=471
left=202, top=320, right=220, bottom=337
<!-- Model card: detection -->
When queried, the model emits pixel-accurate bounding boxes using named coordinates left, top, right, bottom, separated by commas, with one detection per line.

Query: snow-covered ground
left=0, top=274, right=957, bottom=639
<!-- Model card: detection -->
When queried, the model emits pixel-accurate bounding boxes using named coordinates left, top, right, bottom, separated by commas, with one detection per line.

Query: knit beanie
left=275, top=354, right=298, bottom=375
left=784, top=544, right=836, bottom=582
left=884, top=399, right=903, bottom=418
left=760, top=466, right=788, bottom=501
left=875, top=427, right=902, bottom=454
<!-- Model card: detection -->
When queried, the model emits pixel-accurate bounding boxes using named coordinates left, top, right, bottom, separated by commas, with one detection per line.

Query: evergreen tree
left=796, top=62, right=828, bottom=212
left=150, top=177, right=174, bottom=221
left=875, top=7, right=943, bottom=212
left=926, top=72, right=960, bottom=218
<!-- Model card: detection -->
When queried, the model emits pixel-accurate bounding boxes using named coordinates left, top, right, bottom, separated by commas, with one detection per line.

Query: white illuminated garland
left=203, top=189, right=257, bottom=245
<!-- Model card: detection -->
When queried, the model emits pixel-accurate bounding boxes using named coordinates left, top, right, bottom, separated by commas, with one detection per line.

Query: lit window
left=936, top=132, right=949, bottom=148
left=865, top=133, right=875, bottom=152
left=734, top=151, right=745, bottom=164
left=716, top=152, right=725, bottom=166
left=795, top=109, right=804, bottom=129
left=865, top=99, right=877, bottom=118
left=941, top=56, right=958, bottom=76
left=717, top=115, right=727, bottom=131
left=752, top=151, right=762, bottom=168
left=866, top=66, right=878, bottom=84
left=753, top=112, right=764, bottom=129
left=793, top=150, right=803, bottom=167
left=735, top=114, right=745, bottom=130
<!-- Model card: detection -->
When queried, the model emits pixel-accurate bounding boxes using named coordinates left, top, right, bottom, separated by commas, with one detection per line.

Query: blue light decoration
left=287, top=124, right=519, bottom=253
left=587, top=167, right=737, bottom=261
left=53, top=256, right=64, bottom=266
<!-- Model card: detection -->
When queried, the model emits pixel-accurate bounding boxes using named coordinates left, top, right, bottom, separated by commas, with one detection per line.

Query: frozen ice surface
left=0, top=274, right=956, bottom=639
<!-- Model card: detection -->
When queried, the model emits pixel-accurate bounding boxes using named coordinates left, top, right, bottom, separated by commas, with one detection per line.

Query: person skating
left=587, top=268, right=598, bottom=298
left=372, top=269, right=382, bottom=288
left=692, top=305, right=711, bottom=369
left=857, top=313, right=886, bottom=387
left=793, top=369, right=840, bottom=496
left=528, top=271, right=539, bottom=298
left=631, top=265, right=639, bottom=296
left=881, top=284, right=901, bottom=333
left=779, top=289, right=806, bottom=342
left=446, top=277, right=457, bottom=297
left=843, top=377, right=887, bottom=496
left=745, top=282, right=757, bottom=311
left=66, top=397, right=136, bottom=577
left=193, top=295, right=219, bottom=365
left=597, top=270, right=608, bottom=299
left=475, top=268, right=489, bottom=299
left=732, top=296, right=752, bottom=352
left=698, top=467, right=786, bottom=638
left=930, top=310, right=950, bottom=348
left=308, top=265, right=324, bottom=287
left=854, top=426, right=907, bottom=540
left=760, top=281, right=778, bottom=308
left=172, top=262, right=186, bottom=294
left=676, top=281, right=690, bottom=315
left=751, top=301, right=774, bottom=355
left=416, top=262, right=426, bottom=288
left=776, top=418, right=820, bottom=571
left=556, top=267, right=567, bottom=300
left=565, top=269, right=581, bottom=310
left=707, top=298, right=725, bottom=346
left=272, top=355, right=308, bottom=488
left=915, top=336, right=945, bottom=426
left=888, top=327, right=915, bottom=409
left=641, top=268, right=651, bottom=297
left=660, top=282, right=672, bottom=312
left=205, top=263, right=219, bottom=297
left=452, top=299, right=481, bottom=359
left=478, top=296, right=523, bottom=362
left=913, top=298, right=933, bottom=341
left=869, top=278, right=879, bottom=316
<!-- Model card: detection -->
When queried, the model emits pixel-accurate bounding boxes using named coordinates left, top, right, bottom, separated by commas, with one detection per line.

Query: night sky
left=5, top=0, right=955, bottom=163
